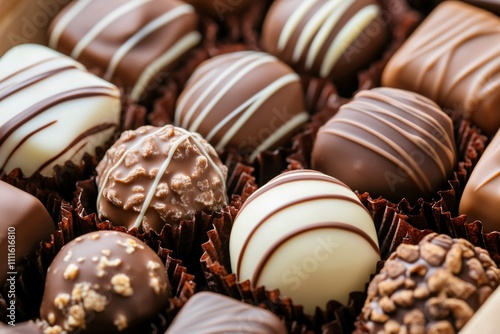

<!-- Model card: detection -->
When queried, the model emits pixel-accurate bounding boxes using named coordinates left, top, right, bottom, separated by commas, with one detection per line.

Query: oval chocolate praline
left=311, top=87, right=457, bottom=204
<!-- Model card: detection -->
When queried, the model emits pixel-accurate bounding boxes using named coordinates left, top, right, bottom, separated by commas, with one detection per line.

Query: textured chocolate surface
left=175, top=51, right=308, bottom=162
left=165, top=292, right=287, bottom=333
left=261, top=0, right=388, bottom=81
left=0, top=181, right=54, bottom=283
left=183, top=0, right=252, bottom=19
left=311, top=87, right=456, bottom=204
left=40, top=231, right=170, bottom=333
left=0, top=44, right=121, bottom=177
left=382, top=1, right=500, bottom=136
left=96, top=125, right=228, bottom=232
left=230, top=169, right=379, bottom=313
left=49, top=0, right=201, bottom=101
left=356, top=233, right=500, bottom=333
left=459, top=128, right=500, bottom=232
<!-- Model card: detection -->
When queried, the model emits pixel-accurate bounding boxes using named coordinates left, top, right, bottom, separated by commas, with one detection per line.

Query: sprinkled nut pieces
left=356, top=233, right=500, bottom=334
left=40, top=231, right=171, bottom=333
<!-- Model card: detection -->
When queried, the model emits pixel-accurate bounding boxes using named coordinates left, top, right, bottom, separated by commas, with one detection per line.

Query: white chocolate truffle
left=0, top=44, right=121, bottom=177
left=230, top=169, right=380, bottom=313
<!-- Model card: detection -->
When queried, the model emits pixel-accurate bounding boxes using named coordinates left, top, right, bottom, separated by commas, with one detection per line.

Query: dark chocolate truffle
left=0, top=44, right=121, bottom=177
left=311, top=87, right=456, bottom=203
left=96, top=125, right=228, bottom=232
left=40, top=231, right=171, bottom=333
left=261, top=0, right=388, bottom=81
left=0, top=181, right=54, bottom=283
left=382, top=1, right=500, bottom=136
left=230, top=169, right=380, bottom=313
left=48, top=0, right=201, bottom=101
left=165, top=292, right=287, bottom=333
left=356, top=233, right=500, bottom=333
left=183, top=0, right=252, bottom=19
left=174, top=51, right=308, bottom=161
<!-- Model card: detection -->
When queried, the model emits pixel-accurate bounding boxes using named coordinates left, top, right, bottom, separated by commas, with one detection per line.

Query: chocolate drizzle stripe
left=0, top=121, right=56, bottom=171
left=35, top=123, right=117, bottom=174
left=236, top=194, right=372, bottom=277
left=0, top=56, right=59, bottom=86
left=49, top=0, right=93, bottom=49
left=0, top=86, right=119, bottom=148
left=250, top=222, right=380, bottom=287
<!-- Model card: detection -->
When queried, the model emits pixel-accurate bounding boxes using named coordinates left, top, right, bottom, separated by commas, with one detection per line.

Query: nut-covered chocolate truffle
left=230, top=169, right=380, bottom=313
left=311, top=87, right=456, bottom=204
left=356, top=233, right=500, bottom=334
left=459, top=128, right=500, bottom=232
left=183, top=0, right=252, bottom=19
left=165, top=292, right=287, bottom=334
left=96, top=125, right=228, bottom=232
left=174, top=51, right=308, bottom=161
left=261, top=0, right=388, bottom=81
left=0, top=181, right=54, bottom=283
left=382, top=1, right=500, bottom=136
left=0, top=44, right=120, bottom=177
left=49, top=0, right=201, bottom=101
left=40, top=231, right=171, bottom=333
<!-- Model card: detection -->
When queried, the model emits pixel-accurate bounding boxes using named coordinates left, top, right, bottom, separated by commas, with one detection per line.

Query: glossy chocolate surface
left=261, top=0, right=388, bottom=81
left=96, top=125, right=228, bottom=232
left=165, top=292, right=287, bottom=334
left=40, top=231, right=170, bottom=333
left=175, top=51, right=308, bottom=162
left=312, top=87, right=456, bottom=204
left=0, top=181, right=54, bottom=283
left=49, top=0, right=201, bottom=101
left=382, top=1, right=500, bottom=136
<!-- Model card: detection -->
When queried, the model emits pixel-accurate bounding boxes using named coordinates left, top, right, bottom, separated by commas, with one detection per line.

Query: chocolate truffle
left=356, top=233, right=500, bottom=333
left=459, top=0, right=500, bottom=14
left=96, top=125, right=228, bottom=232
left=382, top=1, right=500, bottom=136
left=311, top=87, right=456, bottom=204
left=0, top=44, right=121, bottom=177
left=48, top=0, right=201, bottom=101
left=261, top=0, right=388, bottom=81
left=229, top=169, right=380, bottom=313
left=40, top=231, right=171, bottom=333
left=183, top=0, right=252, bottom=20
left=459, top=128, right=500, bottom=232
left=165, top=292, right=287, bottom=334
left=175, top=51, right=308, bottom=161
left=0, top=181, right=54, bottom=283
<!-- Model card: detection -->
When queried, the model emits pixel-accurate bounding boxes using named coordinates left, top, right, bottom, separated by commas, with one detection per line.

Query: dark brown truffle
left=48, top=0, right=201, bottom=101
left=165, top=292, right=287, bottom=333
left=260, top=0, right=388, bottom=81
left=311, top=87, right=456, bottom=203
left=174, top=51, right=308, bottom=161
left=356, top=233, right=500, bottom=333
left=40, top=231, right=171, bottom=333
left=96, top=125, right=228, bottom=232
left=0, top=181, right=54, bottom=283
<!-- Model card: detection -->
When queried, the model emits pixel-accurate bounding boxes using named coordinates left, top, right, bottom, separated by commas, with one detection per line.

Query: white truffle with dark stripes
left=229, top=169, right=380, bottom=313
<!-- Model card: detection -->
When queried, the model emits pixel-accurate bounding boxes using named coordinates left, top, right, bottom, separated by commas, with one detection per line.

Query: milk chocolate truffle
left=49, top=0, right=201, bottom=101
left=40, top=231, right=171, bottom=333
left=460, top=129, right=500, bottom=232
left=382, top=1, right=500, bottom=136
left=183, top=0, right=252, bottom=19
left=165, top=292, right=287, bottom=334
left=230, top=169, right=380, bottom=313
left=357, top=233, right=500, bottom=333
left=175, top=51, right=308, bottom=161
left=0, top=181, right=54, bottom=283
left=261, top=0, right=388, bottom=81
left=96, top=125, right=228, bottom=232
left=0, top=44, right=121, bottom=177
left=311, top=87, right=456, bottom=204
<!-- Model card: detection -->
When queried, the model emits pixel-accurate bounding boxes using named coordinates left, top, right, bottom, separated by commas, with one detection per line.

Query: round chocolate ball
left=229, top=169, right=380, bottom=313
left=96, top=125, right=228, bottom=232
left=357, top=233, right=500, bottom=333
left=311, top=87, right=457, bottom=204
left=174, top=51, right=308, bottom=162
left=260, top=0, right=388, bottom=81
left=40, top=231, right=171, bottom=333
